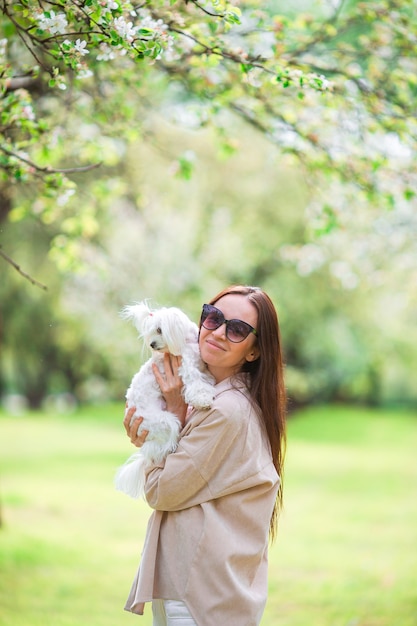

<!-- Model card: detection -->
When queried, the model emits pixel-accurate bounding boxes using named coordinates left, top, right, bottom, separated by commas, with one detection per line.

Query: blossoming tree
left=0, top=0, right=416, bottom=285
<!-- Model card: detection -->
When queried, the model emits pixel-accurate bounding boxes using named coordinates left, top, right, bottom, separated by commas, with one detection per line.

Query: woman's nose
left=212, top=322, right=227, bottom=339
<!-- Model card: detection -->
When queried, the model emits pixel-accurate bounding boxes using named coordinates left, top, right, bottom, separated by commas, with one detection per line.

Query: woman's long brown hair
left=208, top=285, right=287, bottom=542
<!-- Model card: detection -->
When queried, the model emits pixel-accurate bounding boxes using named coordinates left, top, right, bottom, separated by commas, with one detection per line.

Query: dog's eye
left=156, top=327, right=162, bottom=334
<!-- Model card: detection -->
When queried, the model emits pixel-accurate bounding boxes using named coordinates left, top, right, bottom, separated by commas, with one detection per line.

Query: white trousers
left=152, top=599, right=198, bottom=626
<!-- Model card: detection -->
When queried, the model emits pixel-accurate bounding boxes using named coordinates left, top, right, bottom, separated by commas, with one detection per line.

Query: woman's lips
left=205, top=339, right=225, bottom=351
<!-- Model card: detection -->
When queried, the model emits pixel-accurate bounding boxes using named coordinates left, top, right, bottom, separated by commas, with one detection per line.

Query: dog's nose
left=150, top=341, right=158, bottom=349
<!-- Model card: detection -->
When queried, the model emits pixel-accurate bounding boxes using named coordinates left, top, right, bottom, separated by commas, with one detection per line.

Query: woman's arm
left=144, top=400, right=269, bottom=512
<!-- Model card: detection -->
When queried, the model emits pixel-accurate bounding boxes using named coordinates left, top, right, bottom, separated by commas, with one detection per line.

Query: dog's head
left=122, top=302, right=198, bottom=355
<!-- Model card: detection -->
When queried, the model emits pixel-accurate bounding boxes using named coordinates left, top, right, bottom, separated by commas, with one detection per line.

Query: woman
left=123, top=285, right=286, bottom=626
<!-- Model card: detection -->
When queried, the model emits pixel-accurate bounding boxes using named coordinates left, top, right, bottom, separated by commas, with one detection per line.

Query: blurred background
left=1, top=0, right=416, bottom=624
left=1, top=1, right=416, bottom=413
left=1, top=0, right=416, bottom=412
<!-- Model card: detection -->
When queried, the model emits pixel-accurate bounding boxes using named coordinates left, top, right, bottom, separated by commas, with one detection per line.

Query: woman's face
left=199, top=294, right=260, bottom=384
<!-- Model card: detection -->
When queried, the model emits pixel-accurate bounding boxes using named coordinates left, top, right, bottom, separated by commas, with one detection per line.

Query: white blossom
left=320, top=76, right=332, bottom=90
left=329, top=261, right=359, bottom=290
left=139, top=14, right=171, bottom=43
left=140, top=15, right=167, bottom=35
left=22, top=105, right=35, bottom=121
left=77, top=67, right=93, bottom=79
left=96, top=42, right=116, bottom=61
left=57, top=188, right=76, bottom=207
left=37, top=10, right=68, bottom=35
left=0, top=38, right=7, bottom=59
left=103, top=0, right=119, bottom=9
left=309, top=73, right=333, bottom=91
left=113, top=16, right=137, bottom=43
left=280, top=244, right=327, bottom=276
left=74, top=39, right=89, bottom=56
left=136, top=11, right=175, bottom=59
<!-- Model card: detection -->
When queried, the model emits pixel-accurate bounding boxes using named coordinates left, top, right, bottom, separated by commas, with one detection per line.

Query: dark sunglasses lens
left=226, top=320, right=252, bottom=342
left=201, top=305, right=223, bottom=330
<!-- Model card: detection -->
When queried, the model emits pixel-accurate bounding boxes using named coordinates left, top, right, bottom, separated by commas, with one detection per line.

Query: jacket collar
left=213, top=372, right=250, bottom=398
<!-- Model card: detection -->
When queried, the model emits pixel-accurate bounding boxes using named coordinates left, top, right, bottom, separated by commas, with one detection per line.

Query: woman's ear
left=246, top=347, right=260, bottom=362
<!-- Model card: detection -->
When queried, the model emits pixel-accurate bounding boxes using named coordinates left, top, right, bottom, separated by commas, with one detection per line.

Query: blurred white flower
left=37, top=10, right=68, bottom=35
left=113, top=16, right=136, bottom=43
left=297, top=244, right=327, bottom=276
left=96, top=42, right=116, bottom=61
left=0, top=38, right=7, bottom=58
left=57, top=188, right=76, bottom=207
left=280, top=243, right=326, bottom=276
left=77, top=67, right=93, bottom=79
left=137, top=9, right=175, bottom=59
left=74, top=39, right=89, bottom=56
left=103, top=0, right=119, bottom=9
left=330, top=261, right=359, bottom=290
left=22, top=105, right=35, bottom=121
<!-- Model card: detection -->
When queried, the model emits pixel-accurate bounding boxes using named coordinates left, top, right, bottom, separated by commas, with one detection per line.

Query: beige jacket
left=124, top=374, right=280, bottom=626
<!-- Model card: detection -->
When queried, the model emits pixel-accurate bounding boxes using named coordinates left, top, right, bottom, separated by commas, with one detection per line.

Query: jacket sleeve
left=144, top=400, right=266, bottom=512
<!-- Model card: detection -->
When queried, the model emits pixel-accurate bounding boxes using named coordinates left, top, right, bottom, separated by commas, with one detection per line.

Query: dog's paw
left=186, top=387, right=214, bottom=409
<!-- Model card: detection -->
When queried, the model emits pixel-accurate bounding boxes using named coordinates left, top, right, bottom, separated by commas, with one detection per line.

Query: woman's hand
left=123, top=405, right=149, bottom=447
left=153, top=353, right=188, bottom=427
left=123, top=354, right=187, bottom=446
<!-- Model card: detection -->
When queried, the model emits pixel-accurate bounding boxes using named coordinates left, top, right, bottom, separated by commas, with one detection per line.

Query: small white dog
left=115, top=301, right=215, bottom=499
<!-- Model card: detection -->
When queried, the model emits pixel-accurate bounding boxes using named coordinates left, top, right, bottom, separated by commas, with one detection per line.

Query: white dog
left=115, top=301, right=215, bottom=499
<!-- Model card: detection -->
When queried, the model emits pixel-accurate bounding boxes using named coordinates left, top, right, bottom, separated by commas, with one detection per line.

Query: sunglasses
left=200, top=303, right=257, bottom=343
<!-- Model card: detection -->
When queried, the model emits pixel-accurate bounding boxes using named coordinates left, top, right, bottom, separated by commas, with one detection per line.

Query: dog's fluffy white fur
left=115, top=301, right=215, bottom=499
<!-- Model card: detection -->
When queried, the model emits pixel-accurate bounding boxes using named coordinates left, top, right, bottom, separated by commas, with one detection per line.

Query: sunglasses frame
left=200, top=303, right=257, bottom=343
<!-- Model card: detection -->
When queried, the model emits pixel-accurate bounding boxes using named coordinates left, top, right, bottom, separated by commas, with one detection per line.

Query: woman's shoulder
left=212, top=374, right=253, bottom=412
left=183, top=377, right=270, bottom=460
left=191, top=374, right=261, bottom=435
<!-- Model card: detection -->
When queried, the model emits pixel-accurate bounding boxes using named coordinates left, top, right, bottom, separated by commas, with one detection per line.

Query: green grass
left=1, top=404, right=416, bottom=626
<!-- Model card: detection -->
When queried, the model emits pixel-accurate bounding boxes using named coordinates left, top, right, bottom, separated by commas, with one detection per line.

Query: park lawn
left=265, top=405, right=417, bottom=626
left=0, top=404, right=416, bottom=626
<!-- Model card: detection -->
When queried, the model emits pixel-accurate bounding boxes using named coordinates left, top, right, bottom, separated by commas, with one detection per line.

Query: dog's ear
left=120, top=301, right=152, bottom=332
left=162, top=308, right=198, bottom=355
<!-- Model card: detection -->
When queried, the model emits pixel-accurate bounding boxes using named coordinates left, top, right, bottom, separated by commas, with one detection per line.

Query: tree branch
left=1, top=1, right=52, bottom=75
left=0, top=145, right=102, bottom=174
left=0, top=247, right=48, bottom=291
left=189, top=0, right=225, bottom=19
left=168, top=26, right=272, bottom=73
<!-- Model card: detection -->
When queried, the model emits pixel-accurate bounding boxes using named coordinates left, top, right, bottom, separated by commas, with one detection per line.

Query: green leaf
left=137, top=28, right=154, bottom=37
left=225, top=10, right=241, bottom=25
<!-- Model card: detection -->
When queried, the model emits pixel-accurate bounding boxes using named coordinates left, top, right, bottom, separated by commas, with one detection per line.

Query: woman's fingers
left=152, top=354, right=183, bottom=393
left=123, top=405, right=137, bottom=434
left=128, top=416, right=142, bottom=438
left=131, top=427, right=149, bottom=447
left=123, top=406, right=149, bottom=446
left=167, top=354, right=182, bottom=377
left=152, top=354, right=187, bottom=426
left=128, top=416, right=149, bottom=447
